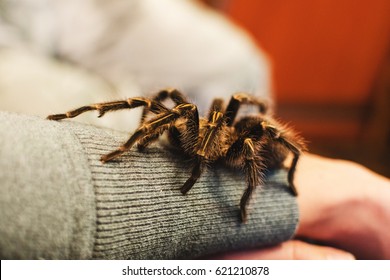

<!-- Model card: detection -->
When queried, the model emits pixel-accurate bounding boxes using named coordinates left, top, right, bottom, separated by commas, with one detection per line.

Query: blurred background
left=0, top=0, right=389, bottom=177
left=203, top=0, right=390, bottom=177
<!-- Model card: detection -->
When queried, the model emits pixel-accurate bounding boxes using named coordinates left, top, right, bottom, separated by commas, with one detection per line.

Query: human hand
left=216, top=239, right=355, bottom=260
left=295, top=153, right=390, bottom=259
left=216, top=153, right=390, bottom=260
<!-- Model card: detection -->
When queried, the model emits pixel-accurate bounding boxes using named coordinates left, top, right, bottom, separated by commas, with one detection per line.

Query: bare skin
left=217, top=153, right=390, bottom=260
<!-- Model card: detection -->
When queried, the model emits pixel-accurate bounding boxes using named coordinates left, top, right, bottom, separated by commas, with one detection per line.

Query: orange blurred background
left=203, top=0, right=390, bottom=176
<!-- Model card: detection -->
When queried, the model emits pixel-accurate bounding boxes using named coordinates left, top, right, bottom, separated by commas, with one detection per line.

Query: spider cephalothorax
left=47, top=89, right=306, bottom=222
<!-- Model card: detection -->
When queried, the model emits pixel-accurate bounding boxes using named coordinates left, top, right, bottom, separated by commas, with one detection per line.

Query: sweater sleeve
left=0, top=111, right=299, bottom=259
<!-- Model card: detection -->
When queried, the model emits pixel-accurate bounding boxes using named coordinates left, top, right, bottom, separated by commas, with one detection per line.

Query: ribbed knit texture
left=69, top=122, right=299, bottom=259
left=0, top=111, right=96, bottom=259
left=0, top=111, right=299, bottom=259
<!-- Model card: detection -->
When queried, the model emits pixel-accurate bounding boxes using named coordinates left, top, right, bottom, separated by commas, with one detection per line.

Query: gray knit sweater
left=0, top=111, right=298, bottom=259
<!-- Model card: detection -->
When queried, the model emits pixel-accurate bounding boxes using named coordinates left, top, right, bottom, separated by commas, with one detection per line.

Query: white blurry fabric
left=0, top=0, right=272, bottom=131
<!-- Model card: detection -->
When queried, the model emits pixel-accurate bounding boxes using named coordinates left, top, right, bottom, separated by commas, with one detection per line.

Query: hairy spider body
left=47, top=89, right=306, bottom=222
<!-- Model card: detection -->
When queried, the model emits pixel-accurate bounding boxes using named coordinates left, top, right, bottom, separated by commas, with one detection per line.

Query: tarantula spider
left=47, top=88, right=306, bottom=222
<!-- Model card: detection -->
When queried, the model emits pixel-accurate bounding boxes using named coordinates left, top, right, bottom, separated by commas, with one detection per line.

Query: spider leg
left=138, top=89, right=191, bottom=151
left=47, top=97, right=168, bottom=120
left=240, top=138, right=264, bottom=223
left=139, top=99, right=200, bottom=152
left=262, top=122, right=305, bottom=195
left=137, top=133, right=160, bottom=151
left=181, top=156, right=204, bottom=194
left=101, top=112, right=176, bottom=162
left=208, top=98, right=224, bottom=117
left=181, top=108, right=225, bottom=194
left=225, top=137, right=264, bottom=223
left=141, top=88, right=188, bottom=123
left=225, top=93, right=269, bottom=126
left=197, top=111, right=224, bottom=157
left=102, top=103, right=199, bottom=162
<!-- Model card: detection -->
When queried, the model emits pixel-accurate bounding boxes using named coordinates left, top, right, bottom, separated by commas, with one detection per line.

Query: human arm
left=0, top=111, right=298, bottom=259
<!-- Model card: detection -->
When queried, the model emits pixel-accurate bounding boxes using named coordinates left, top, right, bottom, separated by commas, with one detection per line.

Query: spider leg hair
left=181, top=156, right=205, bottom=194
left=225, top=93, right=270, bottom=126
left=137, top=133, right=160, bottom=152
left=100, top=113, right=174, bottom=163
left=240, top=138, right=265, bottom=223
left=141, top=88, right=188, bottom=124
left=197, top=111, right=225, bottom=157
left=138, top=100, right=200, bottom=152
left=262, top=122, right=306, bottom=196
left=208, top=98, right=224, bottom=118
left=181, top=108, right=225, bottom=194
left=47, top=97, right=168, bottom=120
left=101, top=103, right=199, bottom=163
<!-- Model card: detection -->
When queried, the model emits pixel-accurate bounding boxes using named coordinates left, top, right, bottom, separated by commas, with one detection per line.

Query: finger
left=215, top=240, right=355, bottom=260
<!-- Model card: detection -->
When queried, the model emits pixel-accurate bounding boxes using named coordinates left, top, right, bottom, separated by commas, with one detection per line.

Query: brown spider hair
left=47, top=89, right=306, bottom=222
